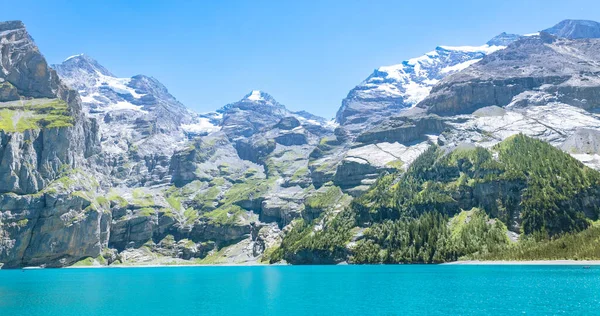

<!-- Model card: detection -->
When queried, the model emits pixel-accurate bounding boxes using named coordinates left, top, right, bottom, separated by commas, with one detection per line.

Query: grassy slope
left=0, top=99, right=73, bottom=132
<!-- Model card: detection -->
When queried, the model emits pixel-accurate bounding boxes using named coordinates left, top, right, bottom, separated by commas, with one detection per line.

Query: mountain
left=329, top=27, right=600, bottom=197
left=217, top=90, right=333, bottom=140
left=543, top=19, right=600, bottom=39
left=326, top=34, right=524, bottom=195
left=51, top=52, right=335, bottom=265
left=335, top=33, right=521, bottom=133
left=53, top=55, right=220, bottom=187
left=54, top=54, right=194, bottom=131
left=4, top=18, right=600, bottom=268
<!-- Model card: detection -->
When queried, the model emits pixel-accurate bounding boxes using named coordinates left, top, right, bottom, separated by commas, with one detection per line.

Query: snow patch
left=107, top=101, right=147, bottom=113
left=181, top=118, right=221, bottom=134
left=403, top=81, right=433, bottom=105
left=438, top=44, right=504, bottom=54
left=246, top=90, right=264, bottom=101
left=99, top=74, right=145, bottom=98
left=64, top=54, right=84, bottom=62
left=440, top=59, right=482, bottom=73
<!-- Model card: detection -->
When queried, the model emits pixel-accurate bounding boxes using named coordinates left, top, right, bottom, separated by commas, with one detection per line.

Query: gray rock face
left=0, top=21, right=64, bottom=101
left=219, top=91, right=287, bottom=139
left=275, top=116, right=301, bottom=130
left=544, top=20, right=600, bottom=39
left=0, top=81, right=19, bottom=101
left=0, top=21, right=104, bottom=268
left=324, top=33, right=523, bottom=193
left=170, top=132, right=264, bottom=186
left=561, top=128, right=600, bottom=154
left=418, top=35, right=600, bottom=115
left=356, top=115, right=447, bottom=145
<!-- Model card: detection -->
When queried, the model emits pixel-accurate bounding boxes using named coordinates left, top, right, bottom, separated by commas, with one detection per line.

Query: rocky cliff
left=0, top=21, right=104, bottom=268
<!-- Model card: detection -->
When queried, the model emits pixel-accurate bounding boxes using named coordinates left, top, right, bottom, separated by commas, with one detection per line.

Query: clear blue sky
left=2, top=0, right=599, bottom=118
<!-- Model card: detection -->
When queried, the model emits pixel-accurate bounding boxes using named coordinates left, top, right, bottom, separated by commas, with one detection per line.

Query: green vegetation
left=350, top=209, right=508, bottom=263
left=291, top=167, right=309, bottom=181
left=166, top=173, right=270, bottom=228
left=221, top=179, right=271, bottom=205
left=72, top=257, right=94, bottom=266
left=305, top=186, right=343, bottom=211
left=385, top=159, right=404, bottom=170
left=0, top=99, right=73, bottom=132
left=95, top=255, right=107, bottom=265
left=131, top=188, right=155, bottom=207
left=139, top=207, right=156, bottom=217
left=195, top=246, right=228, bottom=264
left=495, top=135, right=600, bottom=235
left=276, top=134, right=600, bottom=264
left=353, top=135, right=600, bottom=237
left=474, top=222, right=600, bottom=261
left=95, top=196, right=109, bottom=209
left=107, top=191, right=128, bottom=208
left=311, top=136, right=341, bottom=160
left=72, top=255, right=107, bottom=266
left=183, top=208, right=200, bottom=225
left=267, top=210, right=356, bottom=264
left=166, top=196, right=182, bottom=211
left=192, top=183, right=222, bottom=212
left=260, top=245, right=280, bottom=263
left=202, top=204, right=244, bottom=225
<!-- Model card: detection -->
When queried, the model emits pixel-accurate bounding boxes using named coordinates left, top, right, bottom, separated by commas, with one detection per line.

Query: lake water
left=0, top=265, right=599, bottom=315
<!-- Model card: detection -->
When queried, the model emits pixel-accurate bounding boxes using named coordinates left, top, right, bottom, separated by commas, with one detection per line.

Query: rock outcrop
left=0, top=21, right=105, bottom=268
left=418, top=34, right=600, bottom=116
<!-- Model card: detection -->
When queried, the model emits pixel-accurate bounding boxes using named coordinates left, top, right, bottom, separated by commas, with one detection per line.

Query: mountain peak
left=242, top=90, right=275, bottom=103
left=0, top=20, right=25, bottom=32
left=543, top=19, right=600, bottom=39
left=486, top=32, right=522, bottom=46
left=57, top=54, right=114, bottom=77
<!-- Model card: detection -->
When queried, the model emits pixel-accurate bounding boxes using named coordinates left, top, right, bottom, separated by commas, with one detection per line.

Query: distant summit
left=543, top=19, right=600, bottom=39
left=56, top=53, right=115, bottom=78
left=486, top=32, right=522, bottom=46
left=241, top=90, right=278, bottom=104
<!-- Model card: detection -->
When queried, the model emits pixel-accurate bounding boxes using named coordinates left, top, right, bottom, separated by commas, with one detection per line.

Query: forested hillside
left=269, top=135, right=600, bottom=264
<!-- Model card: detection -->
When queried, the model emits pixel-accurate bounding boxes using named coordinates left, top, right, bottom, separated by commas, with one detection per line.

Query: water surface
left=1, top=265, right=598, bottom=315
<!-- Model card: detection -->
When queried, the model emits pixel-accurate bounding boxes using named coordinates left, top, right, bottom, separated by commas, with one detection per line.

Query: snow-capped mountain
left=53, top=54, right=196, bottom=132
left=336, top=33, right=521, bottom=133
left=53, top=55, right=206, bottom=186
left=543, top=19, right=600, bottom=39
left=192, top=90, right=333, bottom=140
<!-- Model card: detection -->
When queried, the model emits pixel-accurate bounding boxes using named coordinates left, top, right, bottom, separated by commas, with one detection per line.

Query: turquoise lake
left=0, top=265, right=599, bottom=315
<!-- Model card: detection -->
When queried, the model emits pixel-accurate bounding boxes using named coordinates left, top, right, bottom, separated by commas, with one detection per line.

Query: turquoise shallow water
left=0, top=265, right=599, bottom=315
